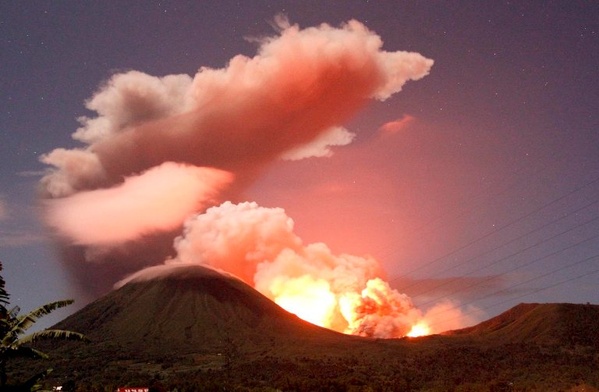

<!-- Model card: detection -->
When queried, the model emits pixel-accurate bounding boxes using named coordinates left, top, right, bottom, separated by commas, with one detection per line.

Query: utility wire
left=414, top=231, right=599, bottom=309
left=378, top=138, right=598, bottom=268
left=406, top=210, right=599, bottom=299
left=390, top=174, right=599, bottom=283
left=425, top=261, right=599, bottom=332
left=395, top=137, right=585, bottom=241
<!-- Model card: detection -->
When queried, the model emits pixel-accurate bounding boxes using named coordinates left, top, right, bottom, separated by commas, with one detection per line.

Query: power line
left=394, top=135, right=588, bottom=242
left=492, top=254, right=599, bottom=299
left=389, top=173, right=599, bottom=284
left=425, top=261, right=599, bottom=332
left=415, top=231, right=599, bottom=309
left=376, top=134, right=599, bottom=268
left=405, top=209, right=599, bottom=299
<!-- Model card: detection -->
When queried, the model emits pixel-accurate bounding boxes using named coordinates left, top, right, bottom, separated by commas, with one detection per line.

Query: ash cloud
left=40, top=18, right=444, bottom=333
left=41, top=19, right=432, bottom=197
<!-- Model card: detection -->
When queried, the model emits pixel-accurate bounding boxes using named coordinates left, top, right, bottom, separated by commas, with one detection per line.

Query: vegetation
left=0, top=262, right=87, bottom=391
left=6, top=267, right=599, bottom=391
left=24, top=341, right=599, bottom=391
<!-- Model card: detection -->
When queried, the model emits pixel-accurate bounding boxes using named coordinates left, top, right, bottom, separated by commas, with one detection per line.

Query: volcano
left=49, top=264, right=356, bottom=356
left=16, top=265, right=599, bottom=391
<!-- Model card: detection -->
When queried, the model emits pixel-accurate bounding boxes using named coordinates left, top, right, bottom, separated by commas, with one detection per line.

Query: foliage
left=0, top=261, right=87, bottom=391
left=8, top=271, right=598, bottom=391
left=34, top=341, right=599, bottom=391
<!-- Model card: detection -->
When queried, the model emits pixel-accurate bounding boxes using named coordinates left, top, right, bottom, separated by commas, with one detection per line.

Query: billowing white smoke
left=157, top=202, right=480, bottom=337
left=158, top=201, right=434, bottom=337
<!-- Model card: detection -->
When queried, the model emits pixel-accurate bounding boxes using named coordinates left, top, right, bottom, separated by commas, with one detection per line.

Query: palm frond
left=0, top=307, right=20, bottom=341
left=1, top=327, right=20, bottom=347
left=7, top=306, right=19, bottom=319
left=14, top=300, right=74, bottom=334
left=0, top=263, right=84, bottom=388
left=0, top=318, right=11, bottom=332
left=17, top=329, right=89, bottom=346
left=0, top=262, right=9, bottom=309
left=1, top=300, right=79, bottom=347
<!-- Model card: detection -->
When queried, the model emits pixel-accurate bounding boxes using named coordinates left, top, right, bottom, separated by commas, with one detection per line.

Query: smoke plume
left=37, top=18, right=474, bottom=337
left=44, top=163, right=232, bottom=245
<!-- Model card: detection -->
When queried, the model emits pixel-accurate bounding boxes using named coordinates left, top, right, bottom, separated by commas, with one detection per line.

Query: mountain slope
left=13, top=267, right=598, bottom=390
left=446, top=302, right=599, bottom=347
left=51, top=264, right=353, bottom=356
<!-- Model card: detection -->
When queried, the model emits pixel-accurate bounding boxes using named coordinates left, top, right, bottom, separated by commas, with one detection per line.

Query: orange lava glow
left=270, top=274, right=432, bottom=338
left=406, top=322, right=431, bottom=337
left=168, top=201, right=446, bottom=339
left=271, top=276, right=337, bottom=327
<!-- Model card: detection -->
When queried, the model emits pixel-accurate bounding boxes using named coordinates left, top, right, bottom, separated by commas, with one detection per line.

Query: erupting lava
left=171, top=202, right=437, bottom=338
left=270, top=274, right=432, bottom=338
left=406, top=322, right=432, bottom=338
left=271, top=276, right=337, bottom=327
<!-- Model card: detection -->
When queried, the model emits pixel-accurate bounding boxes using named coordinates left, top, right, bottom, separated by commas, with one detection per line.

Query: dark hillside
left=10, top=266, right=598, bottom=391
left=447, top=302, right=599, bottom=347
left=50, top=265, right=356, bottom=355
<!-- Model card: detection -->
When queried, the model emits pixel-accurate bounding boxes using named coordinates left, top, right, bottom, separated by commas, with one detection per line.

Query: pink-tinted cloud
left=378, top=114, right=416, bottom=136
left=39, top=18, right=434, bottom=306
left=280, top=126, right=355, bottom=161
left=39, top=148, right=106, bottom=197
left=420, top=300, right=485, bottom=333
left=45, top=163, right=232, bottom=245
left=41, top=19, right=433, bottom=196
left=73, top=71, right=194, bottom=144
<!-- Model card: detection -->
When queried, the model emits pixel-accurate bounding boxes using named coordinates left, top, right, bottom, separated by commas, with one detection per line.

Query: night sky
left=1, top=1, right=598, bottom=331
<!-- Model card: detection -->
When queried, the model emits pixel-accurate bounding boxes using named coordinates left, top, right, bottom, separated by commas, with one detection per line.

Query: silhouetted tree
left=0, top=261, right=88, bottom=391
